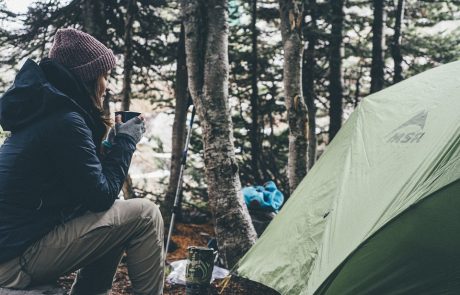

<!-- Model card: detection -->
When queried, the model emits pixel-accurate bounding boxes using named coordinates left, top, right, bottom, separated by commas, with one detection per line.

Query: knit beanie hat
left=48, top=28, right=116, bottom=82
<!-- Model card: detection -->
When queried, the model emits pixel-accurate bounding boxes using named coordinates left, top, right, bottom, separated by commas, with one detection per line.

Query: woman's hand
left=116, top=115, right=146, bottom=144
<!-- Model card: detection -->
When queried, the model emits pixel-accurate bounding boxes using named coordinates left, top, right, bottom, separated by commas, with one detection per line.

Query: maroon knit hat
left=48, top=28, right=116, bottom=81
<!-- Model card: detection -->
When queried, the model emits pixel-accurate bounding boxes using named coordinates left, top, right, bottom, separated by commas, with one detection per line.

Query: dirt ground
left=57, top=222, right=279, bottom=295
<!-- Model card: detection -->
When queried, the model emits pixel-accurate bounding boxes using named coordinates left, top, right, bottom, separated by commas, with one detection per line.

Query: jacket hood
left=0, top=59, right=104, bottom=136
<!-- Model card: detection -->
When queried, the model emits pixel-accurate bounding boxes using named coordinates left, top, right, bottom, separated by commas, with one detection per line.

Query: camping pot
left=185, top=246, right=216, bottom=295
left=115, top=111, right=141, bottom=123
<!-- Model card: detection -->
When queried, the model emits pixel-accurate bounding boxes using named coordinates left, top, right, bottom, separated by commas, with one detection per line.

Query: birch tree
left=279, top=0, right=307, bottom=194
left=181, top=0, right=257, bottom=268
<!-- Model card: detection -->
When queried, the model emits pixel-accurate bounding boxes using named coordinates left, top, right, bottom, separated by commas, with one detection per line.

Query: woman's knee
left=126, top=199, right=163, bottom=228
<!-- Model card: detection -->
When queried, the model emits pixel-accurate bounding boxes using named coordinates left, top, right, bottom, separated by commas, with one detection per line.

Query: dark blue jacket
left=0, top=59, right=136, bottom=263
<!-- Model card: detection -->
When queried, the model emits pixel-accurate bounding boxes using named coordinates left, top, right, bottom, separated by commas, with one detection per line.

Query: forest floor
left=57, top=222, right=280, bottom=295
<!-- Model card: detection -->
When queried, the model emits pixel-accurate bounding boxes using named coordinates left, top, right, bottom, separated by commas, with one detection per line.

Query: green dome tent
left=236, top=61, right=460, bottom=295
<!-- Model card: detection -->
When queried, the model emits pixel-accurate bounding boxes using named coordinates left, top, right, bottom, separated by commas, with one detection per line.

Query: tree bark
left=250, top=0, right=262, bottom=184
left=164, top=24, right=189, bottom=227
left=278, top=0, right=307, bottom=194
left=328, top=0, right=344, bottom=142
left=81, top=0, right=110, bottom=116
left=122, top=0, right=136, bottom=111
left=181, top=0, right=257, bottom=268
left=121, top=0, right=137, bottom=200
left=370, top=0, right=385, bottom=93
left=391, top=0, right=404, bottom=84
left=122, top=175, right=136, bottom=200
left=81, top=0, right=105, bottom=40
left=303, top=0, right=317, bottom=170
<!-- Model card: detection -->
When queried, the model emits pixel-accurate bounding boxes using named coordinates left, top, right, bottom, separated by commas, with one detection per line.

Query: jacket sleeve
left=49, top=111, right=136, bottom=212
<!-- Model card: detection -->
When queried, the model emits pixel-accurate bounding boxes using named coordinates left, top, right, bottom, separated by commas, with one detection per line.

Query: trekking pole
left=165, top=103, right=196, bottom=260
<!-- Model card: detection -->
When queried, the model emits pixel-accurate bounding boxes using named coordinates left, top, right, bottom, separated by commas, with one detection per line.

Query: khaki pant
left=0, top=199, right=164, bottom=295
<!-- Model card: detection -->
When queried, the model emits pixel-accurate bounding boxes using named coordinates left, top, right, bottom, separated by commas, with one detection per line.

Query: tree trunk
left=303, top=0, right=317, bottom=170
left=181, top=0, right=257, bottom=268
left=81, top=0, right=105, bottom=40
left=81, top=0, right=111, bottom=116
left=250, top=0, right=262, bottom=184
left=122, top=0, right=135, bottom=111
left=391, top=0, right=404, bottom=84
left=278, top=0, right=307, bottom=194
left=122, top=175, right=136, bottom=200
left=370, top=0, right=385, bottom=93
left=164, top=24, right=189, bottom=227
left=121, top=0, right=137, bottom=200
left=328, top=0, right=344, bottom=142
